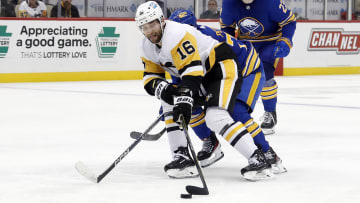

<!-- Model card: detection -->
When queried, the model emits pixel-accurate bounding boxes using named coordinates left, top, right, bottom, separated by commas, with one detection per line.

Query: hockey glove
left=173, top=87, right=193, bottom=125
left=274, top=41, right=291, bottom=58
left=155, top=80, right=177, bottom=105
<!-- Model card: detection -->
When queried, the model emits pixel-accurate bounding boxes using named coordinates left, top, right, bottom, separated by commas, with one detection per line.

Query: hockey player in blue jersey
left=169, top=9, right=287, bottom=175
left=220, top=0, right=297, bottom=134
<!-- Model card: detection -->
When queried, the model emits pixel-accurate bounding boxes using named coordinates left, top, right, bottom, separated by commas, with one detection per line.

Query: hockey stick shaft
left=180, top=116, right=209, bottom=195
left=95, top=113, right=164, bottom=183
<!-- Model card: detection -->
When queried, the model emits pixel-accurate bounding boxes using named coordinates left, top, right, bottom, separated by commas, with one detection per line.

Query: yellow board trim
left=3, top=67, right=359, bottom=83
left=0, top=71, right=144, bottom=83
left=283, top=67, right=360, bottom=76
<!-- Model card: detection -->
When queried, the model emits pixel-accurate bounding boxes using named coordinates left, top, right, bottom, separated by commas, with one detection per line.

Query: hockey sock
left=189, top=107, right=212, bottom=140
left=245, top=119, right=269, bottom=152
left=221, top=121, right=257, bottom=159
left=261, top=78, right=277, bottom=112
left=162, top=101, right=187, bottom=158
left=205, top=107, right=257, bottom=159
left=231, top=101, right=270, bottom=152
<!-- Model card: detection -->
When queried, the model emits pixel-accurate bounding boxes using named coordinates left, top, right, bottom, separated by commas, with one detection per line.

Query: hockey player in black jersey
left=136, top=1, right=275, bottom=181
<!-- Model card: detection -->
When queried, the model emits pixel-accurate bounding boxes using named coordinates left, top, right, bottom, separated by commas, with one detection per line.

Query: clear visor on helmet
left=139, top=19, right=161, bottom=34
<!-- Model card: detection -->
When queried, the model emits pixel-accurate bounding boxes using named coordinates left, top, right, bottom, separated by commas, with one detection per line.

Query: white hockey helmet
left=135, top=1, right=164, bottom=28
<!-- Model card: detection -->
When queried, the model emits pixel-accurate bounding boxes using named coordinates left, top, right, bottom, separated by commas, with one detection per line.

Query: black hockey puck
left=180, top=193, right=192, bottom=199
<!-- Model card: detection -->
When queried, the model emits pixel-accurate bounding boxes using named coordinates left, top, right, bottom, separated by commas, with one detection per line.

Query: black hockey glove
left=155, top=80, right=177, bottom=105
left=173, top=87, right=193, bottom=125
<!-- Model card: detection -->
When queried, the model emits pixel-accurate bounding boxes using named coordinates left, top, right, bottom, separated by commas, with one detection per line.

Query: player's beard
left=147, top=29, right=162, bottom=44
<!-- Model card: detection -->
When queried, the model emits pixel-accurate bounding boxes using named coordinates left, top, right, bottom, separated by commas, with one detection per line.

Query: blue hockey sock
left=261, top=79, right=277, bottom=112
left=231, top=101, right=270, bottom=152
left=189, top=107, right=212, bottom=140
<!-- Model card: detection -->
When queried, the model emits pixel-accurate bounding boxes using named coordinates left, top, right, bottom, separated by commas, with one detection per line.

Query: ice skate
left=164, top=146, right=199, bottom=179
left=260, top=111, right=277, bottom=135
left=197, top=133, right=224, bottom=168
left=241, top=149, right=274, bottom=181
left=264, top=147, right=287, bottom=174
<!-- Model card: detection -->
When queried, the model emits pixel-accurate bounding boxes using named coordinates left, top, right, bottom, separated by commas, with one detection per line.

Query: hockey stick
left=180, top=116, right=209, bottom=196
left=129, top=127, right=166, bottom=141
left=75, top=113, right=165, bottom=184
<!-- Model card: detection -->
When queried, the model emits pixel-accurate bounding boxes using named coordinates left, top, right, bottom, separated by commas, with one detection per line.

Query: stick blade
left=130, top=131, right=162, bottom=141
left=186, top=185, right=209, bottom=195
left=75, top=161, right=98, bottom=183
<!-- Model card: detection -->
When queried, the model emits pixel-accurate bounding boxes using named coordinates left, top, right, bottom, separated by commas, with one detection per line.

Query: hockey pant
left=202, top=56, right=258, bottom=159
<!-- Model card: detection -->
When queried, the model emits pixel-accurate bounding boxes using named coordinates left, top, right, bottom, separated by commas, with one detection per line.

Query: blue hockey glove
left=155, top=80, right=177, bottom=105
left=173, top=87, right=193, bottom=125
left=274, top=41, right=291, bottom=58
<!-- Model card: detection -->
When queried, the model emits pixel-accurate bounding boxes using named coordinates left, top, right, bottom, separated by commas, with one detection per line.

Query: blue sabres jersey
left=220, top=0, right=296, bottom=49
left=195, top=24, right=261, bottom=77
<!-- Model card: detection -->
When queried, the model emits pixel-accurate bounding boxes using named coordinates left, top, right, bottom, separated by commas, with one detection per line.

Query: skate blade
left=242, top=169, right=275, bottom=181
left=271, top=163, right=287, bottom=174
left=200, top=151, right=224, bottom=168
left=262, top=128, right=275, bottom=135
left=166, top=166, right=199, bottom=179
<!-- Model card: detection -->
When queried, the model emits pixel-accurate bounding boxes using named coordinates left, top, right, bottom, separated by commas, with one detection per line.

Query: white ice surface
left=1, top=75, right=360, bottom=203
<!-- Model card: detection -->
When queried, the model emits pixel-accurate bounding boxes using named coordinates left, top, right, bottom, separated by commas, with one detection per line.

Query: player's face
left=242, top=0, right=254, bottom=4
left=140, top=20, right=163, bottom=44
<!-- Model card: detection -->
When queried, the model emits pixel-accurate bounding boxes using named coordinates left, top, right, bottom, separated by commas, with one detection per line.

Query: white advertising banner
left=0, top=19, right=143, bottom=73
left=0, top=20, right=359, bottom=81
left=285, top=22, right=360, bottom=68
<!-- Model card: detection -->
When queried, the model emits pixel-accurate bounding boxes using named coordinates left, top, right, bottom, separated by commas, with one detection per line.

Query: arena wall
left=0, top=18, right=359, bottom=83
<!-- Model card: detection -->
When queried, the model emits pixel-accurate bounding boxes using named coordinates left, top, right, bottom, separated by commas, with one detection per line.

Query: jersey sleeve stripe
left=178, top=60, right=203, bottom=75
left=279, top=11, right=296, bottom=27
left=277, top=37, right=293, bottom=48
left=143, top=74, right=163, bottom=86
left=141, top=57, right=165, bottom=74
left=243, top=47, right=256, bottom=76
left=180, top=66, right=204, bottom=77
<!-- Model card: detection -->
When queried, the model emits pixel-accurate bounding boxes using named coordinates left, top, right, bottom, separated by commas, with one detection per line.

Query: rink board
left=0, top=18, right=359, bottom=82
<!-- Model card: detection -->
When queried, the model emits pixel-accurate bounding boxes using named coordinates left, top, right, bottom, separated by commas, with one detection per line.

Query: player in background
left=169, top=9, right=286, bottom=174
left=220, top=0, right=297, bottom=134
left=18, top=0, right=47, bottom=18
left=136, top=1, right=273, bottom=181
